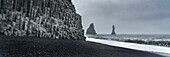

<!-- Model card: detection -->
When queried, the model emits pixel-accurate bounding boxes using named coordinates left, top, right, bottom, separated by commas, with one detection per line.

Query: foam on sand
left=86, top=38, right=170, bottom=57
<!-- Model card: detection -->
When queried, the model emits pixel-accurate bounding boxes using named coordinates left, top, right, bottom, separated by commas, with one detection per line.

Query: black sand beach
left=0, top=35, right=164, bottom=57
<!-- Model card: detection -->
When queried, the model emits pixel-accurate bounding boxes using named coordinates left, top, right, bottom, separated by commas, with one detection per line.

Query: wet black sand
left=0, top=35, right=164, bottom=57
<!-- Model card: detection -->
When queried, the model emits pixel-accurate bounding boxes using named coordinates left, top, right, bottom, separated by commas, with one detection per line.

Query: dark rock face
left=86, top=23, right=97, bottom=34
left=0, top=0, right=85, bottom=40
left=111, top=25, right=116, bottom=34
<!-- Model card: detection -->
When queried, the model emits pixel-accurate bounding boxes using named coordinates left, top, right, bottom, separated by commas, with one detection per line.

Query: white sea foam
left=86, top=34, right=170, bottom=41
left=86, top=38, right=170, bottom=57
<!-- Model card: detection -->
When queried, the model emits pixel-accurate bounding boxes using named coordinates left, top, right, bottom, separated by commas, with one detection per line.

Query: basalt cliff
left=0, top=0, right=85, bottom=40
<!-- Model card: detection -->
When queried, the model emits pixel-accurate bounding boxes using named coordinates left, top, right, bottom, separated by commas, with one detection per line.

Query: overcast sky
left=72, top=0, right=170, bottom=34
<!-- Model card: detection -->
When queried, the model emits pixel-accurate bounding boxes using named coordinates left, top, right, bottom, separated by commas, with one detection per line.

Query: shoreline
left=91, top=37, right=170, bottom=47
left=0, top=35, right=164, bottom=57
left=86, top=34, right=170, bottom=47
left=87, top=38, right=170, bottom=57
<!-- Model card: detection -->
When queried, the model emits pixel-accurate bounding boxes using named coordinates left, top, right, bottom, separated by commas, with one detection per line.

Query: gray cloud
left=72, top=0, right=170, bottom=34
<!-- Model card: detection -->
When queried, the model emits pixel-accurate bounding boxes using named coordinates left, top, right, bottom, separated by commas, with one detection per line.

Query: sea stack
left=0, top=0, right=85, bottom=40
left=86, top=23, right=97, bottom=34
left=111, top=25, right=116, bottom=35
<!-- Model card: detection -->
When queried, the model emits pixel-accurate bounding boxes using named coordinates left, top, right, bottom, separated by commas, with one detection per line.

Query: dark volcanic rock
left=111, top=25, right=116, bottom=34
left=0, top=0, right=85, bottom=40
left=86, top=23, right=97, bottom=34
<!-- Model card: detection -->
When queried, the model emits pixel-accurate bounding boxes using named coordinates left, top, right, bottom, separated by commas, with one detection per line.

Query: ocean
left=86, top=34, right=170, bottom=47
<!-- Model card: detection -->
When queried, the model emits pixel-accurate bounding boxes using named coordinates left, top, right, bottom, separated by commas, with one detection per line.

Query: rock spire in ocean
left=0, top=0, right=85, bottom=40
left=111, top=25, right=116, bottom=35
left=86, top=23, right=97, bottom=34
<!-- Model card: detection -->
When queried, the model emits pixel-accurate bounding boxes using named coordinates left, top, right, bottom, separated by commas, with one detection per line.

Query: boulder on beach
left=111, top=25, right=116, bottom=35
left=0, top=0, right=85, bottom=40
left=86, top=23, right=97, bottom=34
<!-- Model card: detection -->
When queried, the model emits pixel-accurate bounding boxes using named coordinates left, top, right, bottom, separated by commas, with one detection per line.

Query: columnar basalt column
left=0, top=0, right=85, bottom=40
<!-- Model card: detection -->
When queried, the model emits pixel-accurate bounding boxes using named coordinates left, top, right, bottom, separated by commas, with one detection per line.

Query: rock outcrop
left=0, top=0, right=85, bottom=40
left=86, top=23, right=97, bottom=34
left=111, top=25, right=116, bottom=35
